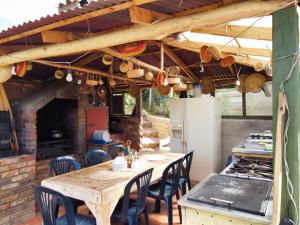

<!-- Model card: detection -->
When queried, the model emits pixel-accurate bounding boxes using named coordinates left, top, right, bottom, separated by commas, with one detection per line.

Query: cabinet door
left=86, top=108, right=108, bottom=141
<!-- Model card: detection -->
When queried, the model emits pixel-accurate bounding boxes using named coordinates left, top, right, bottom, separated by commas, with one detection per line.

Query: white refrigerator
left=170, top=96, right=222, bottom=182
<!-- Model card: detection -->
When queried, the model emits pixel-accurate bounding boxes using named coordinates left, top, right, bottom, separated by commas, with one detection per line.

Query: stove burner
left=226, top=158, right=273, bottom=179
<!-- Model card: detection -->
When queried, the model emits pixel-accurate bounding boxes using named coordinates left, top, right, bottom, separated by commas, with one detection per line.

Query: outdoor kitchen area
left=0, top=1, right=299, bottom=225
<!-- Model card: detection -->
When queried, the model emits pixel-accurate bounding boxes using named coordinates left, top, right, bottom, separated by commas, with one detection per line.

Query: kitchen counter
left=178, top=174, right=273, bottom=225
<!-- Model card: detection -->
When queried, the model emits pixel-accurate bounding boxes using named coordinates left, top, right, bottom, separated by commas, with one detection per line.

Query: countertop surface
left=178, top=174, right=273, bottom=225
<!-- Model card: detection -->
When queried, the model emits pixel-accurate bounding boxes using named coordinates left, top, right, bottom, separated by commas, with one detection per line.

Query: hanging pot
left=120, top=62, right=129, bottom=73
left=145, top=71, right=154, bottom=81
left=54, top=70, right=65, bottom=79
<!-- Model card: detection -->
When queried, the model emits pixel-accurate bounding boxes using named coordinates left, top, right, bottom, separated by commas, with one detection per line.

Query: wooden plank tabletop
left=42, top=150, right=183, bottom=225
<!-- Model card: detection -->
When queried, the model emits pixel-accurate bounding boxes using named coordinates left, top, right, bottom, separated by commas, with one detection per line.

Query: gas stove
left=221, top=158, right=273, bottom=180
left=247, top=132, right=273, bottom=144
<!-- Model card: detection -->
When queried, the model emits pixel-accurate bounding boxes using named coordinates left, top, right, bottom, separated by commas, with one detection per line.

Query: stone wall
left=222, top=119, right=272, bottom=166
left=148, top=115, right=170, bottom=139
left=0, top=155, right=36, bottom=225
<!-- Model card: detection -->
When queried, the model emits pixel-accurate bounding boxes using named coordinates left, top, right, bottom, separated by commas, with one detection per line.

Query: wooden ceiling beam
left=0, top=0, right=159, bottom=45
left=0, top=0, right=291, bottom=66
left=165, top=39, right=271, bottom=57
left=129, top=6, right=168, bottom=24
left=192, top=25, right=273, bottom=41
left=32, top=59, right=151, bottom=84
left=163, top=44, right=198, bottom=81
left=165, top=40, right=269, bottom=68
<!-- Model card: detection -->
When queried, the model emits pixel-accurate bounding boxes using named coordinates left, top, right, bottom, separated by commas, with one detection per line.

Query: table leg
left=85, top=200, right=119, bottom=225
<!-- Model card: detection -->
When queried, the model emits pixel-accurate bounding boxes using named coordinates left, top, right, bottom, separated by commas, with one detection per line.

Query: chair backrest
left=159, top=158, right=183, bottom=196
left=85, top=149, right=110, bottom=166
left=107, top=144, right=129, bottom=159
left=121, top=168, right=154, bottom=222
left=48, top=156, right=80, bottom=176
left=32, top=184, right=76, bottom=225
left=182, top=151, right=194, bottom=180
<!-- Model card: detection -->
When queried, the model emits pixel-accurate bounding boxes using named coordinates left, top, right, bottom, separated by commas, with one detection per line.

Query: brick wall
left=0, top=155, right=36, bottom=225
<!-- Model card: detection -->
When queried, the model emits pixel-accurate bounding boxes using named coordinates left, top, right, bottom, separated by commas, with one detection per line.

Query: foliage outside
left=142, top=89, right=170, bottom=118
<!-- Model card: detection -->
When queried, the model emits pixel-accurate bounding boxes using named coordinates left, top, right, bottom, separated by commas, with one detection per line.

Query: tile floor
left=19, top=198, right=181, bottom=225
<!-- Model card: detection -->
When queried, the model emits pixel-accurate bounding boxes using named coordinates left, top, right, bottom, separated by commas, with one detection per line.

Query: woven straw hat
left=220, top=56, right=235, bottom=67
left=245, top=73, right=266, bottom=93
left=254, top=62, right=265, bottom=72
left=54, top=70, right=65, bottom=80
left=200, top=79, right=215, bottom=94
left=200, top=45, right=212, bottom=63
left=236, top=75, right=248, bottom=93
left=102, top=54, right=113, bottom=65
left=209, top=46, right=222, bottom=60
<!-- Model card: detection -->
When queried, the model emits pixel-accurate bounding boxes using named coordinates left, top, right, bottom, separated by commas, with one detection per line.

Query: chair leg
left=144, top=207, right=150, bottom=225
left=176, top=190, right=182, bottom=224
left=187, top=179, right=192, bottom=191
left=165, top=196, right=173, bottom=225
left=154, top=199, right=161, bottom=213
left=180, top=182, right=187, bottom=196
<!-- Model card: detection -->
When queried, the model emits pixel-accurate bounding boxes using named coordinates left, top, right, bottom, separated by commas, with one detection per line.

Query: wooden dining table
left=41, top=150, right=184, bottom=225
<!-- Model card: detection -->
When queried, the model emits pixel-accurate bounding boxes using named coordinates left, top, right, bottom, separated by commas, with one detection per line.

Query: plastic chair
left=48, top=156, right=81, bottom=176
left=179, top=151, right=194, bottom=195
left=147, top=158, right=184, bottom=225
left=32, top=184, right=96, bottom=225
left=111, top=168, right=154, bottom=225
left=85, top=149, right=110, bottom=166
left=107, top=144, right=129, bottom=159
left=48, top=156, right=84, bottom=214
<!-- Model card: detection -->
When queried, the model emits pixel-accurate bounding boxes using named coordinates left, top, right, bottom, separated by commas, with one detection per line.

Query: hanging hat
left=127, top=68, right=144, bottom=78
left=220, top=56, right=235, bottom=67
left=54, top=70, right=65, bottom=80
left=245, top=73, right=266, bottom=93
left=120, top=41, right=147, bottom=57
left=0, top=66, right=12, bottom=83
left=173, top=83, right=187, bottom=92
left=200, top=79, right=215, bottom=94
left=129, top=83, right=140, bottom=97
left=209, top=46, right=222, bottom=60
left=156, top=71, right=165, bottom=88
left=236, top=75, right=248, bottom=93
left=102, top=54, right=113, bottom=65
left=158, top=85, right=171, bottom=96
left=15, top=62, right=27, bottom=77
left=200, top=45, right=212, bottom=63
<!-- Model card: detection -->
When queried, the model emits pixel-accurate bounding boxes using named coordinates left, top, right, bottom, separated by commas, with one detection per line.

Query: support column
left=272, top=5, right=299, bottom=221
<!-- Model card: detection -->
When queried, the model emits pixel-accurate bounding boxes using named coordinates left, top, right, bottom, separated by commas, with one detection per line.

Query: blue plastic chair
left=147, top=158, right=184, bottom=225
left=48, top=156, right=81, bottom=176
left=179, top=151, right=194, bottom=195
left=107, top=144, right=129, bottom=159
left=111, top=168, right=154, bottom=225
left=48, top=156, right=85, bottom=214
left=85, top=149, right=110, bottom=166
left=32, top=184, right=95, bottom=225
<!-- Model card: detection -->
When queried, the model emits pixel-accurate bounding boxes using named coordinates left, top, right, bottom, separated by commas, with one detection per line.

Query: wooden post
left=272, top=5, right=299, bottom=222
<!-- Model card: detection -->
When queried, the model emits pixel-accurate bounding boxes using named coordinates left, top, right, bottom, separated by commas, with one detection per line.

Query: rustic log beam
left=165, top=39, right=271, bottom=57
left=32, top=59, right=151, bottom=84
left=0, top=0, right=292, bottom=66
left=163, top=44, right=198, bottom=81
